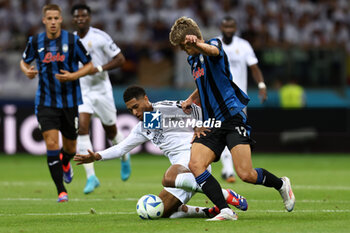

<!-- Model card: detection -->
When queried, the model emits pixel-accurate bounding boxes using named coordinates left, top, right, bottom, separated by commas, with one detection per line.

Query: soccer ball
left=136, top=194, right=164, bottom=219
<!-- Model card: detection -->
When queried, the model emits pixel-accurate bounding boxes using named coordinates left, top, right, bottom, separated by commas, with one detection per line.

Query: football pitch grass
left=0, top=153, right=349, bottom=233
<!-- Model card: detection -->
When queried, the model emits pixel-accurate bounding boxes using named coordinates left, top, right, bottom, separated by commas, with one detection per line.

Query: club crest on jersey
left=43, top=52, right=65, bottom=63
left=199, top=54, right=204, bottom=63
left=62, top=44, right=68, bottom=53
left=193, top=67, right=204, bottom=80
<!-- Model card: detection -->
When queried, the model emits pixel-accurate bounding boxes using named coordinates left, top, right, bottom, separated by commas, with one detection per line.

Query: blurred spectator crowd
left=0, top=0, right=349, bottom=87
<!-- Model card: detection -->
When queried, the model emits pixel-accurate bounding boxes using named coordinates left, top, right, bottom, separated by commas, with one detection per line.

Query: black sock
left=47, top=152, right=66, bottom=194
left=196, top=170, right=229, bottom=210
left=60, top=148, right=75, bottom=166
left=255, top=168, right=283, bottom=190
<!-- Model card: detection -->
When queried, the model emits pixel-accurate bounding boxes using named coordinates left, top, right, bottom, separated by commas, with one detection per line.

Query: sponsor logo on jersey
left=192, top=67, right=204, bottom=80
left=42, top=52, right=65, bottom=63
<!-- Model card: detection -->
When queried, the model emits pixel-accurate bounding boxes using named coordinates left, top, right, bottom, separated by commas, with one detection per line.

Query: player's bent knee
left=237, top=171, right=256, bottom=183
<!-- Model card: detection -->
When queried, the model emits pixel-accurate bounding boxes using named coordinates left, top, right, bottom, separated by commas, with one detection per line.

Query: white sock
left=221, top=147, right=235, bottom=176
left=77, top=134, right=95, bottom=178
left=175, top=173, right=229, bottom=199
left=112, top=130, right=129, bottom=161
left=169, top=205, right=207, bottom=218
left=175, top=173, right=202, bottom=192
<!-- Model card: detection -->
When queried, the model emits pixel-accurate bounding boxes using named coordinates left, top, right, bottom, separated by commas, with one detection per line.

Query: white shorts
left=168, top=150, right=212, bottom=173
left=164, top=187, right=194, bottom=204
left=165, top=150, right=212, bottom=204
left=79, top=91, right=117, bottom=126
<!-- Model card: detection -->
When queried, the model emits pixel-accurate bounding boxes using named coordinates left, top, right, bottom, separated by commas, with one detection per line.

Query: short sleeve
left=102, top=33, right=121, bottom=58
left=74, top=36, right=92, bottom=65
left=208, top=38, right=224, bottom=58
left=22, top=36, right=36, bottom=64
left=244, top=41, right=258, bottom=66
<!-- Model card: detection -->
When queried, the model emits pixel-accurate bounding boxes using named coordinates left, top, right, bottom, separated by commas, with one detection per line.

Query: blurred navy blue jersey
left=22, top=29, right=91, bottom=109
left=187, top=38, right=250, bottom=122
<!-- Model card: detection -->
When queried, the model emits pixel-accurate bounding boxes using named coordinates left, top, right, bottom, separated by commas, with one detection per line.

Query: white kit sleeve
left=98, top=124, right=148, bottom=160
left=102, top=32, right=121, bottom=58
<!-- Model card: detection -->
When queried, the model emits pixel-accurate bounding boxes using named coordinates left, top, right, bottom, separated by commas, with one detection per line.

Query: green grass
left=0, top=153, right=350, bottom=233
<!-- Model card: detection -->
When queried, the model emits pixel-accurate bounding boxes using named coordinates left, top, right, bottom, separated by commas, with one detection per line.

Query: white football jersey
left=75, top=27, right=121, bottom=94
left=98, top=101, right=202, bottom=163
left=219, top=36, right=258, bottom=94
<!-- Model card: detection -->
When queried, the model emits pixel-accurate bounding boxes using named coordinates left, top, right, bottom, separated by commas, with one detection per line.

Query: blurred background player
left=74, top=85, right=248, bottom=218
left=218, top=16, right=268, bottom=183
left=71, top=4, right=131, bottom=194
left=20, top=4, right=93, bottom=202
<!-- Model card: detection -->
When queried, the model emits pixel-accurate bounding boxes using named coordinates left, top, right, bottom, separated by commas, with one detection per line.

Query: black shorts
left=36, top=106, right=79, bottom=140
left=193, top=112, right=255, bottom=162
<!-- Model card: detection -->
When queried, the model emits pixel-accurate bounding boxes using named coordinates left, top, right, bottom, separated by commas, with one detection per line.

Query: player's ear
left=144, top=95, right=149, bottom=102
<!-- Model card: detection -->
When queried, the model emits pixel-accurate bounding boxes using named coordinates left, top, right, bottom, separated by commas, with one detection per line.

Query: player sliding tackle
left=74, top=86, right=248, bottom=218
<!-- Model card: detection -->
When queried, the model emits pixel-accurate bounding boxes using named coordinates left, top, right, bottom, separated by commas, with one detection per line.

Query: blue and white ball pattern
left=136, top=194, right=164, bottom=219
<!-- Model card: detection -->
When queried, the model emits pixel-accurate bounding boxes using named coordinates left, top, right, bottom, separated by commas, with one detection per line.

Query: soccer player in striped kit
left=20, top=4, right=93, bottom=202
left=169, top=17, right=295, bottom=221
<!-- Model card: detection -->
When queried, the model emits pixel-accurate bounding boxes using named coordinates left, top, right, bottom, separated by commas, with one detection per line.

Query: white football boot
left=206, top=208, right=238, bottom=221
left=279, top=176, right=295, bottom=212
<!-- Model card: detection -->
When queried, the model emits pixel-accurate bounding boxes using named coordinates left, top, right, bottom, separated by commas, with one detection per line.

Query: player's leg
left=103, top=124, right=131, bottom=181
left=220, top=147, right=236, bottom=183
left=189, top=143, right=237, bottom=220
left=163, top=164, right=248, bottom=211
left=230, top=144, right=295, bottom=211
left=60, top=107, right=79, bottom=185
left=42, top=129, right=67, bottom=202
left=160, top=187, right=211, bottom=218
left=37, top=106, right=67, bottom=202
left=77, top=112, right=100, bottom=194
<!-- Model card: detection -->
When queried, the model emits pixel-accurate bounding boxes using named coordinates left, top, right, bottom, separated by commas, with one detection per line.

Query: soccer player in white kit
left=218, top=16, right=268, bottom=183
left=71, top=4, right=131, bottom=194
left=74, top=86, right=248, bottom=218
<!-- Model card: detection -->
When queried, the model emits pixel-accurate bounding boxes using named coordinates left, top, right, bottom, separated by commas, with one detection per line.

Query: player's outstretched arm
left=90, top=52, right=126, bottom=75
left=20, top=60, right=38, bottom=79
left=74, top=149, right=102, bottom=165
left=182, top=89, right=199, bottom=114
left=250, top=64, right=267, bottom=103
left=184, top=35, right=219, bottom=57
left=55, top=61, right=93, bottom=82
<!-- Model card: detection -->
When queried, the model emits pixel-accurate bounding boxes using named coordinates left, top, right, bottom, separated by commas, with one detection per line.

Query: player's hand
left=89, top=67, right=98, bottom=75
left=24, top=66, right=38, bottom=79
left=259, top=88, right=267, bottom=103
left=55, top=69, right=77, bottom=82
left=184, top=35, right=198, bottom=47
left=182, top=99, right=193, bottom=114
left=74, top=149, right=102, bottom=165
left=191, top=127, right=211, bottom=143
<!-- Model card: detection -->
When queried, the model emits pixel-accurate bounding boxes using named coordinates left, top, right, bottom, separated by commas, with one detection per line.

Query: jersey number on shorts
left=235, top=126, right=247, bottom=137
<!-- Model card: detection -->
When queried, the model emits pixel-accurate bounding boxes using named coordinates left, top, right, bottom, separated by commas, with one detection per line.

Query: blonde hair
left=42, top=4, right=62, bottom=16
left=169, top=16, right=202, bottom=46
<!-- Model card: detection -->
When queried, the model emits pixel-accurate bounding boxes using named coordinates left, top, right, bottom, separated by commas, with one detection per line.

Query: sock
left=175, top=173, right=202, bottom=192
left=77, top=135, right=95, bottom=178
left=60, top=148, right=75, bottom=167
left=255, top=168, right=283, bottom=190
left=47, top=150, right=66, bottom=194
left=220, top=147, right=235, bottom=176
left=113, top=130, right=129, bottom=161
left=169, top=205, right=208, bottom=218
left=175, top=173, right=229, bottom=199
left=195, top=170, right=229, bottom=210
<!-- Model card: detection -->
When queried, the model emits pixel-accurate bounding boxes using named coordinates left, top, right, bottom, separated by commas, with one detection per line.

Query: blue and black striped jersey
left=22, top=29, right=91, bottom=109
left=187, top=38, right=250, bottom=122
